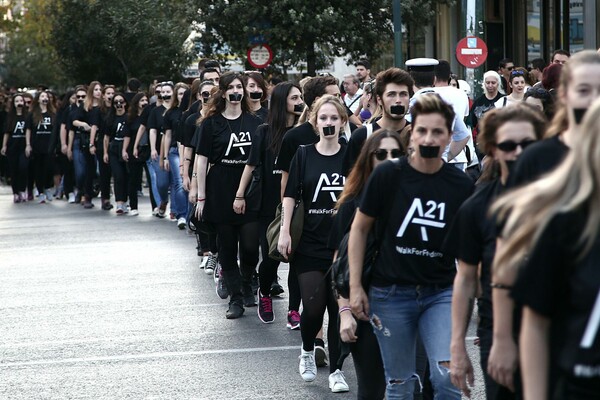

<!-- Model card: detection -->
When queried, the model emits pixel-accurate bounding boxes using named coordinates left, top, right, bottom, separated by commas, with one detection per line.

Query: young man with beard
left=343, top=67, right=413, bottom=175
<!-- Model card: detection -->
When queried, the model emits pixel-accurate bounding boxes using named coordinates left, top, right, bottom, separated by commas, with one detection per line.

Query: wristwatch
left=89, top=143, right=95, bottom=148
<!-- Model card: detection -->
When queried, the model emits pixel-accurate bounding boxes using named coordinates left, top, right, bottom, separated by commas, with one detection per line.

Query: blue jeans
left=149, top=158, right=169, bottom=206
left=146, top=158, right=161, bottom=206
left=167, top=147, right=188, bottom=219
left=369, top=284, right=460, bottom=400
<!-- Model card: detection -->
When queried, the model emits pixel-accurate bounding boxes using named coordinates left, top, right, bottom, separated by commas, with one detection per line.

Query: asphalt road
left=0, top=185, right=486, bottom=399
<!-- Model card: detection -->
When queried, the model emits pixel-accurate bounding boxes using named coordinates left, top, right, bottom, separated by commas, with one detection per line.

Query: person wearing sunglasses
left=497, top=58, right=515, bottom=95
left=343, top=68, right=413, bottom=176
left=331, top=128, right=404, bottom=398
left=494, top=68, right=528, bottom=109
left=447, top=105, right=545, bottom=399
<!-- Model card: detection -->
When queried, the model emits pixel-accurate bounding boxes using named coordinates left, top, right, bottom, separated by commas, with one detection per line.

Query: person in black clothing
left=448, top=105, right=546, bottom=399
left=233, top=82, right=304, bottom=324
left=488, top=51, right=600, bottom=395
left=122, top=92, right=149, bottom=216
left=469, top=70, right=503, bottom=137
left=1, top=93, right=29, bottom=203
left=349, top=94, right=473, bottom=399
left=343, top=67, right=413, bottom=175
left=25, top=91, right=57, bottom=203
left=102, top=93, right=130, bottom=214
left=85, top=81, right=108, bottom=209
left=186, top=80, right=218, bottom=271
left=277, top=95, right=349, bottom=390
left=148, top=82, right=170, bottom=217
left=492, top=97, right=600, bottom=399
left=243, top=72, right=269, bottom=122
left=58, top=91, right=77, bottom=202
left=332, top=128, right=405, bottom=399
left=193, top=71, right=263, bottom=319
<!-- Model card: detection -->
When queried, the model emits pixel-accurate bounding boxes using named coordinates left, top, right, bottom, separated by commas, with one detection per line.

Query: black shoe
left=226, top=302, right=244, bottom=319
left=242, top=281, right=256, bottom=307
left=270, top=281, right=284, bottom=297
left=102, top=201, right=113, bottom=210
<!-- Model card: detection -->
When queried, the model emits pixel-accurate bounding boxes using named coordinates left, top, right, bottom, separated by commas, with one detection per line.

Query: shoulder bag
left=266, top=145, right=307, bottom=262
left=331, top=157, right=404, bottom=298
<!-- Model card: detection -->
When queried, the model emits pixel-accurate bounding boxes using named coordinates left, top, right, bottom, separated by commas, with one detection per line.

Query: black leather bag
left=266, top=146, right=307, bottom=262
left=331, top=158, right=404, bottom=298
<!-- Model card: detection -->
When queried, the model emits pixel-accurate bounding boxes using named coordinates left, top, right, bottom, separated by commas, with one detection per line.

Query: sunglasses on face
left=373, top=148, right=402, bottom=160
left=114, top=100, right=125, bottom=105
left=507, top=66, right=515, bottom=71
left=496, top=139, right=535, bottom=152
left=76, top=95, right=86, bottom=99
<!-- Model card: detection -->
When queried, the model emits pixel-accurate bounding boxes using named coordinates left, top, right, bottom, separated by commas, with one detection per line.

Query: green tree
left=3, top=0, right=68, bottom=88
left=46, top=0, right=195, bottom=86
left=194, top=0, right=455, bottom=76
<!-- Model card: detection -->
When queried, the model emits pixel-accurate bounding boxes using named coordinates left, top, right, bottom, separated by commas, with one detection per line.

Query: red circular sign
left=247, top=44, right=273, bottom=69
left=456, top=36, right=488, bottom=68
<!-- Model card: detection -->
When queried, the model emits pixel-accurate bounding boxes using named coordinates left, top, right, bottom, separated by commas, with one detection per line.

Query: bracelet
left=184, top=158, right=192, bottom=162
left=192, top=173, right=197, bottom=177
left=339, top=306, right=352, bottom=315
left=490, top=282, right=513, bottom=290
left=89, top=144, right=95, bottom=148
left=163, top=157, right=167, bottom=161
left=235, top=196, right=245, bottom=200
left=197, top=197, right=205, bottom=202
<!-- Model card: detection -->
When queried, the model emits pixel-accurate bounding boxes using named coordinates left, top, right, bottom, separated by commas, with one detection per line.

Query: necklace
left=225, top=113, right=244, bottom=134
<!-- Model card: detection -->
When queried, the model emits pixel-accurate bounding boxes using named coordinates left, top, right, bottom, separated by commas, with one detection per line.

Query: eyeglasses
left=373, top=148, right=402, bottom=160
left=160, top=81, right=174, bottom=87
left=76, top=95, right=86, bottom=99
left=496, top=139, right=536, bottom=152
left=507, top=66, right=515, bottom=71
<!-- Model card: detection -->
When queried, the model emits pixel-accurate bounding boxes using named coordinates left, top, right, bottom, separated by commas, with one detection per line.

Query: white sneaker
left=199, top=256, right=209, bottom=269
left=38, top=194, right=47, bottom=204
left=328, top=369, right=349, bottom=393
left=129, top=209, right=139, bottom=216
left=177, top=217, right=186, bottom=230
left=68, top=192, right=76, bottom=203
left=45, top=189, right=53, bottom=201
left=299, top=349, right=317, bottom=382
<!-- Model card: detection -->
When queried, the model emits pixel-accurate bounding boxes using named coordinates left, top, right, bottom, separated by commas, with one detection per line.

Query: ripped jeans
left=369, top=284, right=460, bottom=400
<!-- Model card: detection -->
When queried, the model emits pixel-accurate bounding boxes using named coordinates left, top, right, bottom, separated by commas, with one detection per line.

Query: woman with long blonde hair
left=493, top=97, right=600, bottom=400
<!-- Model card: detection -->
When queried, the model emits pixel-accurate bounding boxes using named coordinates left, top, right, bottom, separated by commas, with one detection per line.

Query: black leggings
left=216, top=221, right=259, bottom=274
left=7, top=150, right=28, bottom=193
left=32, top=153, right=54, bottom=192
left=57, top=153, right=74, bottom=195
left=96, top=147, right=111, bottom=201
left=350, top=319, right=386, bottom=400
left=198, top=231, right=218, bottom=254
left=127, top=160, right=144, bottom=210
left=297, top=270, right=341, bottom=374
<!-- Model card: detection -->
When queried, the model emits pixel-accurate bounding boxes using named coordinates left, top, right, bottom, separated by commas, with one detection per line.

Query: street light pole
left=393, top=0, right=403, bottom=67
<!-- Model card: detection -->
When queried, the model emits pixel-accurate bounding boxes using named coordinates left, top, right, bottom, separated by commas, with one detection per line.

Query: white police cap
left=405, top=58, right=439, bottom=72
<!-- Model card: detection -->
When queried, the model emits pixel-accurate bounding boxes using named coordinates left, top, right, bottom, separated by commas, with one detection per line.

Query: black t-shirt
left=328, top=195, right=360, bottom=251
left=25, top=112, right=54, bottom=154
left=246, top=124, right=288, bottom=218
left=163, top=107, right=183, bottom=146
left=284, top=144, right=346, bottom=260
left=103, top=113, right=128, bottom=142
left=469, top=93, right=503, bottom=131
left=512, top=211, right=600, bottom=383
left=184, top=112, right=200, bottom=149
left=147, top=105, right=166, bottom=149
left=276, top=122, right=318, bottom=173
left=445, top=180, right=505, bottom=321
left=125, top=114, right=143, bottom=153
left=508, top=135, right=569, bottom=188
left=255, top=106, right=268, bottom=122
left=6, top=114, right=27, bottom=152
left=360, top=158, right=474, bottom=286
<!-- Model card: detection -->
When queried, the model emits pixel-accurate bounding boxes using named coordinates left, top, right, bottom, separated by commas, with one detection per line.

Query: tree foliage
left=3, top=0, right=68, bottom=88
left=45, top=0, right=195, bottom=86
left=194, top=0, right=455, bottom=76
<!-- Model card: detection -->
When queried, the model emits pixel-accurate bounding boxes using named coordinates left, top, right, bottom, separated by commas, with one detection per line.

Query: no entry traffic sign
left=247, top=44, right=273, bottom=69
left=456, top=37, right=488, bottom=68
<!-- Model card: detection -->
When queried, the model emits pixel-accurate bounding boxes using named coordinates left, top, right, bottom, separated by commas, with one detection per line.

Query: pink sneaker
left=287, top=310, right=301, bottom=330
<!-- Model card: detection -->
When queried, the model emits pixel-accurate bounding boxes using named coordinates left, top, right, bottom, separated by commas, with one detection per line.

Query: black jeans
left=109, top=152, right=128, bottom=202
left=32, top=153, right=54, bottom=192
left=349, top=319, right=386, bottom=399
left=127, top=160, right=144, bottom=210
left=96, top=146, right=111, bottom=201
left=7, top=150, right=29, bottom=193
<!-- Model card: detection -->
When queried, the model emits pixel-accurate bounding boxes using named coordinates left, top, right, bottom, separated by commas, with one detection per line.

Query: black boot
left=223, top=269, right=244, bottom=319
